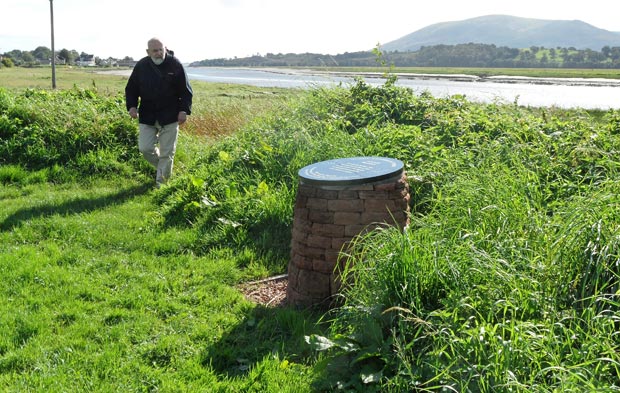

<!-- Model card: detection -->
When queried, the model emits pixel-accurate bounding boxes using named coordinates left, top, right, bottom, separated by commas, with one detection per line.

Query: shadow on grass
left=201, top=303, right=324, bottom=380
left=0, top=182, right=152, bottom=232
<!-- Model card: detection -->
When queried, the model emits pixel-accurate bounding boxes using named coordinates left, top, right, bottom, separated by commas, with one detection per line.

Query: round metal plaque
left=299, top=156, right=404, bottom=186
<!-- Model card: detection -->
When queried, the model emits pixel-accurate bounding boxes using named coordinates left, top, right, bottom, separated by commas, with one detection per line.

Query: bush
left=1, top=58, right=15, bottom=68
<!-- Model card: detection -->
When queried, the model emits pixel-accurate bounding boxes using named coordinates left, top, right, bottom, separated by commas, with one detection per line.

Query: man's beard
left=151, top=56, right=164, bottom=65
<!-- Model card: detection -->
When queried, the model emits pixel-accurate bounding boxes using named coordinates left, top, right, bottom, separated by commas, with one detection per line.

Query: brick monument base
left=286, top=157, right=410, bottom=308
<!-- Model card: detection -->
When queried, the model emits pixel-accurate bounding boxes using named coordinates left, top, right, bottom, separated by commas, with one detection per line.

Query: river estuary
left=112, top=67, right=620, bottom=110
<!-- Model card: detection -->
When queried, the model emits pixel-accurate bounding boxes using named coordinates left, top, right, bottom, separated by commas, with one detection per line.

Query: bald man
left=125, top=37, right=193, bottom=188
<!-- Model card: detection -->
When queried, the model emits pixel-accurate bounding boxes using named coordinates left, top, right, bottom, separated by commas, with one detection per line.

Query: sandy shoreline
left=98, top=67, right=620, bottom=88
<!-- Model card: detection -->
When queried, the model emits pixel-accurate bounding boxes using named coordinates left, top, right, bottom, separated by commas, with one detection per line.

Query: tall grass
left=184, top=84, right=296, bottom=139
left=300, top=83, right=620, bottom=390
left=0, top=88, right=138, bottom=178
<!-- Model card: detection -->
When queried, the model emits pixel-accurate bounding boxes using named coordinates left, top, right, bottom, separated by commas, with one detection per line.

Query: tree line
left=189, top=43, right=620, bottom=69
left=4, top=43, right=620, bottom=69
left=0, top=46, right=135, bottom=67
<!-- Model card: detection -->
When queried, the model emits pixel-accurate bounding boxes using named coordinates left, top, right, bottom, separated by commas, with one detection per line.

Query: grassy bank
left=310, top=65, right=620, bottom=79
left=2, top=67, right=620, bottom=391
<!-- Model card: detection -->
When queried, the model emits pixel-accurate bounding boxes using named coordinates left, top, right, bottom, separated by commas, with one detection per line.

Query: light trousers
left=138, top=121, right=179, bottom=185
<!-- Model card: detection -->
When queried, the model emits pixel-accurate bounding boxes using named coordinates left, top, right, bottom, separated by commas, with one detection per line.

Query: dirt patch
left=237, top=274, right=288, bottom=308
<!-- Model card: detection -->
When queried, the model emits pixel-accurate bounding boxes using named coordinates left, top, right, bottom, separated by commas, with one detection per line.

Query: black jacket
left=125, top=52, right=193, bottom=126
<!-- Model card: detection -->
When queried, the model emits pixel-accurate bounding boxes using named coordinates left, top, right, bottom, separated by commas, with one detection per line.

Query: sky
left=2, top=0, right=620, bottom=63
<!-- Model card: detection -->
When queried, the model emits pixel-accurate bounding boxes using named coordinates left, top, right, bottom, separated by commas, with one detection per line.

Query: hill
left=381, top=14, right=620, bottom=52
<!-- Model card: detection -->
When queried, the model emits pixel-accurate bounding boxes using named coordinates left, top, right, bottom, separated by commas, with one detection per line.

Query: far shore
left=257, top=67, right=620, bottom=87
left=98, top=67, right=620, bottom=88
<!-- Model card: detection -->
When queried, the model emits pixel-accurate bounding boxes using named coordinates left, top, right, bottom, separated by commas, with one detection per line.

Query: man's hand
left=128, top=107, right=138, bottom=119
left=178, top=111, right=187, bottom=125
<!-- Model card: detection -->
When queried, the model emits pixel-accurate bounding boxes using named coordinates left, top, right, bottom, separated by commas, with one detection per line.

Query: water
left=186, top=67, right=620, bottom=110
left=186, top=67, right=350, bottom=88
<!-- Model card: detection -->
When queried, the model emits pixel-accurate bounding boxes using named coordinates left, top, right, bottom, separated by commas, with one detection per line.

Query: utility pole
left=49, top=0, right=56, bottom=89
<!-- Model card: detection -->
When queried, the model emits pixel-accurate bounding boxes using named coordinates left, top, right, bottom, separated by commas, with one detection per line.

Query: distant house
left=76, top=54, right=96, bottom=67
left=100, top=57, right=118, bottom=67
left=117, top=59, right=137, bottom=67
left=34, top=55, right=66, bottom=66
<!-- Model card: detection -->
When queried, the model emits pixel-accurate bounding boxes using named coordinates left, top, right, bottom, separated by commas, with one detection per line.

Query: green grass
left=0, top=178, right=320, bottom=392
left=3, top=67, right=620, bottom=391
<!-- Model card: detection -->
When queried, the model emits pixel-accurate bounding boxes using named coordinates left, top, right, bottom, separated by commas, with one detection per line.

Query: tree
left=32, top=46, right=52, bottom=60
left=59, top=48, right=75, bottom=64
left=6, top=49, right=23, bottom=59
left=518, top=49, right=535, bottom=62
left=22, top=52, right=35, bottom=64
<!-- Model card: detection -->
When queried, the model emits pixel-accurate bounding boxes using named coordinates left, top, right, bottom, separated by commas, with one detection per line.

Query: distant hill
left=381, top=15, right=620, bottom=52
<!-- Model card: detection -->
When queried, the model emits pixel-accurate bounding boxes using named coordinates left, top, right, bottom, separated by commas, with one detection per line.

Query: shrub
left=1, top=58, right=14, bottom=68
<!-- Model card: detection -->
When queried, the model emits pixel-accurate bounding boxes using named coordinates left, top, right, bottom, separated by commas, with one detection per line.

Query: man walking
left=125, top=37, right=193, bottom=187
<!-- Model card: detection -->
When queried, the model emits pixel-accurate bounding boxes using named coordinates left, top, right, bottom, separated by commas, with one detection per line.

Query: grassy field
left=0, top=66, right=131, bottom=92
left=2, top=66, right=620, bottom=391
